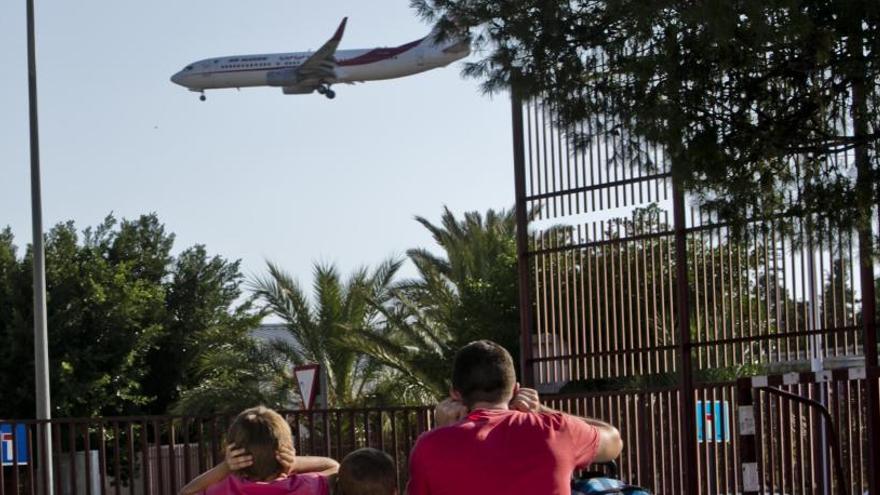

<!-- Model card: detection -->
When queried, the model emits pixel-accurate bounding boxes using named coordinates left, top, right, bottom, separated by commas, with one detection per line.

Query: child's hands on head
left=275, top=444, right=297, bottom=474
left=224, top=443, right=254, bottom=472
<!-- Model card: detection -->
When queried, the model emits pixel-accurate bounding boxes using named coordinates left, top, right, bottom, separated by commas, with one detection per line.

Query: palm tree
left=409, top=207, right=518, bottom=287
left=172, top=326, right=294, bottom=415
left=250, top=258, right=403, bottom=407
left=336, top=285, right=456, bottom=404
left=341, top=207, right=524, bottom=402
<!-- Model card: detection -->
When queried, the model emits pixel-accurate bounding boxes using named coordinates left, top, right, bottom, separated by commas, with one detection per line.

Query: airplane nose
left=170, top=72, right=184, bottom=86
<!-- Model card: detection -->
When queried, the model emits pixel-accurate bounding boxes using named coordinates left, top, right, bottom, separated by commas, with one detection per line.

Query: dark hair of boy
left=451, top=340, right=516, bottom=408
left=226, top=406, right=293, bottom=481
left=336, top=448, right=397, bottom=495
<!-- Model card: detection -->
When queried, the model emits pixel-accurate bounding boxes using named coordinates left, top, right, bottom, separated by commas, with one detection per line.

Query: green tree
left=143, top=245, right=262, bottom=414
left=410, top=207, right=522, bottom=366
left=0, top=228, right=33, bottom=417
left=170, top=325, right=292, bottom=416
left=413, top=0, right=880, bottom=235
left=0, top=215, right=260, bottom=418
left=250, top=259, right=403, bottom=407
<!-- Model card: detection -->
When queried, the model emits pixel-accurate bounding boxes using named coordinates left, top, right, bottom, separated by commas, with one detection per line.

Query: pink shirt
left=408, top=409, right=600, bottom=495
left=204, top=473, right=329, bottom=495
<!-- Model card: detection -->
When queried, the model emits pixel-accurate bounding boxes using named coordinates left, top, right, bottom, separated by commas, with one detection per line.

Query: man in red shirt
left=408, top=340, right=623, bottom=495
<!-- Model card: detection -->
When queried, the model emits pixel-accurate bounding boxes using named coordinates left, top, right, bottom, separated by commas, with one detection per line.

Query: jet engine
left=266, top=68, right=299, bottom=87
left=282, top=86, right=314, bottom=95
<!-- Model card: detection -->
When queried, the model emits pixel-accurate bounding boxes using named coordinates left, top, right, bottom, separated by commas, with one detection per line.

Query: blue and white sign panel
left=1, top=424, right=29, bottom=466
left=696, top=400, right=731, bottom=443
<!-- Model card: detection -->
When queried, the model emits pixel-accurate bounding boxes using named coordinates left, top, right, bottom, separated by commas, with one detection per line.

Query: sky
left=0, top=1, right=514, bottom=296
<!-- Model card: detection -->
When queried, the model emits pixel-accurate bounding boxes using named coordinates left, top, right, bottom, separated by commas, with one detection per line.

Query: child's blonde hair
left=226, top=406, right=293, bottom=481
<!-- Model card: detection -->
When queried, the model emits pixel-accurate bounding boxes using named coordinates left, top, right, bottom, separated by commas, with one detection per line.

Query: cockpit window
left=185, top=65, right=193, bottom=71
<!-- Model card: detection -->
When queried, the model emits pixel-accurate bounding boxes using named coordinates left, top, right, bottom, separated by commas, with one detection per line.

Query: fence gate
left=737, top=370, right=875, bottom=495
left=510, top=92, right=880, bottom=495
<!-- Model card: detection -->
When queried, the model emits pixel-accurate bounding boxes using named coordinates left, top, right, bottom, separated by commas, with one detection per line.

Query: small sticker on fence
left=742, top=462, right=759, bottom=492
left=737, top=405, right=755, bottom=435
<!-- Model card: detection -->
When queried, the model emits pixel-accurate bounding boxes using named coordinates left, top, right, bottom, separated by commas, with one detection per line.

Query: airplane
left=170, top=17, right=470, bottom=100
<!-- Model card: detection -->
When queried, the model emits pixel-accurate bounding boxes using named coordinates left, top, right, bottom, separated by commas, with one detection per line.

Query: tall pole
left=510, top=78, right=534, bottom=387
left=806, top=231, right=829, bottom=495
left=847, top=12, right=880, bottom=493
left=26, top=0, right=54, bottom=491
left=672, top=176, right=698, bottom=495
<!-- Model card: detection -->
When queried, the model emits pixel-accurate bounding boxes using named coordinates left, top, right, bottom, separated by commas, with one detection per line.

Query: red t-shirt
left=407, top=409, right=600, bottom=495
left=204, top=473, right=329, bottom=495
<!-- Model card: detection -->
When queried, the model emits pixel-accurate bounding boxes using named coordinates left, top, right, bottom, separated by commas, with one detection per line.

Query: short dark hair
left=452, top=340, right=516, bottom=408
left=336, top=448, right=397, bottom=495
left=226, top=406, right=293, bottom=481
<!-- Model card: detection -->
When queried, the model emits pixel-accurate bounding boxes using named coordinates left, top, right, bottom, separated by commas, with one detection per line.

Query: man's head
left=451, top=340, right=517, bottom=408
left=226, top=406, right=293, bottom=481
left=336, top=448, right=397, bottom=495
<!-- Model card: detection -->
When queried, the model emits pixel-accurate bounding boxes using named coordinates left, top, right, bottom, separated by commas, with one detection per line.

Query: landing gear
left=316, top=85, right=336, bottom=99
left=199, top=93, right=206, bottom=101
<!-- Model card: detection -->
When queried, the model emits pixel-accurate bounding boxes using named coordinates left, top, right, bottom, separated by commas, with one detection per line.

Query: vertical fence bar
left=11, top=423, right=20, bottom=495
left=0, top=425, right=6, bottom=495
left=27, top=424, right=36, bottom=495
left=97, top=423, right=106, bottom=495
left=112, top=423, right=121, bottom=495
left=126, top=424, right=134, bottom=495
left=196, top=419, right=205, bottom=476
left=140, top=422, right=149, bottom=495
left=68, top=423, right=77, bottom=495
left=858, top=225, right=879, bottom=493
left=152, top=420, right=163, bottom=495
left=673, top=173, right=698, bottom=495
left=511, top=85, right=535, bottom=386
left=83, top=423, right=92, bottom=495
left=168, top=418, right=177, bottom=494
left=182, top=418, right=191, bottom=488
left=737, top=378, right=759, bottom=495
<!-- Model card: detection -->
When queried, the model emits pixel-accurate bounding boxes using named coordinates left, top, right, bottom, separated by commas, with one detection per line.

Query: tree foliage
left=341, top=207, right=523, bottom=402
left=0, top=215, right=259, bottom=418
left=413, top=0, right=880, bottom=234
left=250, top=259, right=403, bottom=408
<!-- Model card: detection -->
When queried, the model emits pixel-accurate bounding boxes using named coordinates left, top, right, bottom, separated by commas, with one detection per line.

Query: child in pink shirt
left=179, top=406, right=339, bottom=495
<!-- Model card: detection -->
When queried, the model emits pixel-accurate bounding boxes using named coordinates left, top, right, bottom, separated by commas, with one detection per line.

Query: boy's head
left=226, top=406, right=293, bottom=481
left=336, top=448, right=397, bottom=495
left=451, top=340, right=516, bottom=408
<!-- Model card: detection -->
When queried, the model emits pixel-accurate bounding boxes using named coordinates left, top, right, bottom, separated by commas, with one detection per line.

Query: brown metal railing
left=511, top=95, right=880, bottom=494
left=738, top=371, right=874, bottom=495
left=0, top=406, right=432, bottom=495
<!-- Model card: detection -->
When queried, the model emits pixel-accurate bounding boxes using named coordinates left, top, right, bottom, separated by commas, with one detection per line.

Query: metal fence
left=737, top=370, right=877, bottom=495
left=0, top=406, right=433, bottom=495
left=511, top=95, right=880, bottom=494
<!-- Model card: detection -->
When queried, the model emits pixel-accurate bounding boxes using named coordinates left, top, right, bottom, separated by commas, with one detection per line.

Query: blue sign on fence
left=0, top=424, right=29, bottom=466
left=696, top=400, right=731, bottom=443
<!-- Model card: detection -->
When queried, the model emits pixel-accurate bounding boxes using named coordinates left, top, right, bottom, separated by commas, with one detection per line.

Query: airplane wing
left=296, top=17, right=347, bottom=82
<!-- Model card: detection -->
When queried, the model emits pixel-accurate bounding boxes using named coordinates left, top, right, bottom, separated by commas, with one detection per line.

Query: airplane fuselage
left=171, top=24, right=469, bottom=98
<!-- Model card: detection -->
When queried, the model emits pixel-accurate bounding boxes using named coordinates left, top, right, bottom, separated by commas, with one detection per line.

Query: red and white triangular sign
left=293, top=364, right=320, bottom=410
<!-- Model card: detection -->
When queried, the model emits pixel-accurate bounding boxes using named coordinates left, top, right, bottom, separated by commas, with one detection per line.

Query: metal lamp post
left=26, top=0, right=54, bottom=492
